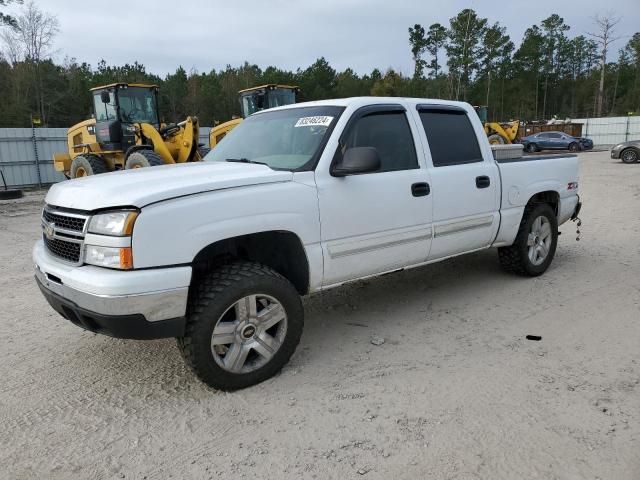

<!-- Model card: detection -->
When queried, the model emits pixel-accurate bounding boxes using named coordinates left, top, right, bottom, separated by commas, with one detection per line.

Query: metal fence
left=573, top=116, right=640, bottom=147
left=0, top=127, right=213, bottom=188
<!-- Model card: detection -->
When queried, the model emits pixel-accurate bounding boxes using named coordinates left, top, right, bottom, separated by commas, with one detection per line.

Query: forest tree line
left=0, top=1, right=639, bottom=128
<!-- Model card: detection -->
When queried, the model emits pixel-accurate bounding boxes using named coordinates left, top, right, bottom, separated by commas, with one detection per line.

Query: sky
left=6, top=0, right=640, bottom=77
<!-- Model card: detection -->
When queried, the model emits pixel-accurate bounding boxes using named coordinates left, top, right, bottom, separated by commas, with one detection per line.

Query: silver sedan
left=611, top=140, right=640, bottom=163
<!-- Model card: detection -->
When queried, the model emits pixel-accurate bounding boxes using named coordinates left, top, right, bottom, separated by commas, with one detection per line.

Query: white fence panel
left=574, top=117, right=640, bottom=146
left=0, top=127, right=213, bottom=188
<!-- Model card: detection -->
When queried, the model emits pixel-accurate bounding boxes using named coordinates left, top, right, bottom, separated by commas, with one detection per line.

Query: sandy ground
left=0, top=150, right=639, bottom=479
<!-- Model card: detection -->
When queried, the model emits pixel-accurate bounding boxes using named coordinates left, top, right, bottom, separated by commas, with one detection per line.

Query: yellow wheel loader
left=474, top=106, right=520, bottom=145
left=53, top=83, right=209, bottom=178
left=209, top=84, right=299, bottom=148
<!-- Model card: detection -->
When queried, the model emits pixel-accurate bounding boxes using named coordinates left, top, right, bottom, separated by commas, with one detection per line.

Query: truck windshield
left=118, top=87, right=159, bottom=124
left=205, top=106, right=344, bottom=171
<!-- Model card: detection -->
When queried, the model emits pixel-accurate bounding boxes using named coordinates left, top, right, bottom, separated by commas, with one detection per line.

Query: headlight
left=85, top=245, right=133, bottom=270
left=88, top=211, right=138, bottom=236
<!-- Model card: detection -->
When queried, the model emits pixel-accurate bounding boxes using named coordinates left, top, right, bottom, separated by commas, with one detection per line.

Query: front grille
left=42, top=209, right=86, bottom=232
left=44, top=235, right=82, bottom=263
left=42, top=206, right=88, bottom=265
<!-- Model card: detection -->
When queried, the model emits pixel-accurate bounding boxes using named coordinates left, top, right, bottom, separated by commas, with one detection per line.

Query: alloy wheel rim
left=75, top=167, right=87, bottom=177
left=527, top=215, right=552, bottom=266
left=210, top=294, right=287, bottom=374
left=622, top=150, right=637, bottom=162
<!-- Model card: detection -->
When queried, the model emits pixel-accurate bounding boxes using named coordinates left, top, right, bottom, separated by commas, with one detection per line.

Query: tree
left=622, top=33, right=640, bottom=113
left=408, top=24, right=427, bottom=79
left=513, top=25, right=545, bottom=118
left=162, top=66, right=188, bottom=122
left=588, top=13, right=621, bottom=116
left=298, top=57, right=336, bottom=100
left=446, top=8, right=487, bottom=101
left=479, top=22, right=513, bottom=109
left=540, top=14, right=570, bottom=118
left=2, top=1, right=59, bottom=125
left=0, top=0, right=22, bottom=29
left=425, top=23, right=447, bottom=78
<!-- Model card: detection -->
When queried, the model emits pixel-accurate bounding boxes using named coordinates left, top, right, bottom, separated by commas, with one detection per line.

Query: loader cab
left=238, top=84, right=299, bottom=119
left=91, top=83, right=160, bottom=151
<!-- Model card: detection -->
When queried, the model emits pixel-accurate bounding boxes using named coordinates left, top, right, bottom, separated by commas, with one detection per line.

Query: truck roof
left=266, top=96, right=473, bottom=112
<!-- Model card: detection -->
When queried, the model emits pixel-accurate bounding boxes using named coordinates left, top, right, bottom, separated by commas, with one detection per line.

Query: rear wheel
left=178, top=261, right=304, bottom=390
left=525, top=143, right=538, bottom=153
left=125, top=150, right=165, bottom=169
left=498, top=203, right=558, bottom=277
left=621, top=148, right=639, bottom=164
left=568, top=142, right=580, bottom=152
left=70, top=154, right=109, bottom=178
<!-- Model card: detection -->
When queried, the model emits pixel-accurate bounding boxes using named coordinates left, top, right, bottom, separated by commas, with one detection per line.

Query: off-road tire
left=621, top=148, right=639, bottom=164
left=498, top=203, right=558, bottom=277
left=70, top=154, right=109, bottom=178
left=196, top=146, right=211, bottom=160
left=525, top=143, right=538, bottom=153
left=568, top=142, right=580, bottom=152
left=488, top=134, right=505, bottom=145
left=125, top=150, right=165, bottom=169
left=177, top=261, right=304, bottom=391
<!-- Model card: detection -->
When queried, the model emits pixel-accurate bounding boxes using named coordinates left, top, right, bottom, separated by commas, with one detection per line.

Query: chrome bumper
left=33, top=240, right=190, bottom=322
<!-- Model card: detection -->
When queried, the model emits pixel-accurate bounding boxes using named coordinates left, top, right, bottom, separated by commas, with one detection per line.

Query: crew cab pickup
left=34, top=97, right=581, bottom=390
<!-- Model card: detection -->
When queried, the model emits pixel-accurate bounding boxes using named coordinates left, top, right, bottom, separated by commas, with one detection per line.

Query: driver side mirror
left=331, top=147, right=381, bottom=177
left=100, top=91, right=111, bottom=104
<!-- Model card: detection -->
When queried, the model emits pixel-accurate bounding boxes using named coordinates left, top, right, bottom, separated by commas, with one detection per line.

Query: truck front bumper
left=33, top=240, right=191, bottom=339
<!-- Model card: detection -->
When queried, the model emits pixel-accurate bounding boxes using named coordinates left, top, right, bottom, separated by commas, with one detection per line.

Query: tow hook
left=572, top=217, right=582, bottom=241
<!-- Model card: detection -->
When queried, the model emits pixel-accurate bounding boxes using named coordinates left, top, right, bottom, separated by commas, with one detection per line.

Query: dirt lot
left=1, top=150, right=639, bottom=479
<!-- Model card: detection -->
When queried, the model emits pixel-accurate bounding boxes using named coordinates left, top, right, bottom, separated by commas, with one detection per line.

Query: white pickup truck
left=34, top=97, right=581, bottom=390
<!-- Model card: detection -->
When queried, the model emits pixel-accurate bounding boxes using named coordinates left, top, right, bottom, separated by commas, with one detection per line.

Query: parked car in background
left=610, top=140, right=640, bottom=164
left=521, top=131, right=593, bottom=153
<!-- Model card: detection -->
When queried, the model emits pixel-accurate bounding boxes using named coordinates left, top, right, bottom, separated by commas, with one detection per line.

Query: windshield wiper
left=225, top=158, right=269, bottom=167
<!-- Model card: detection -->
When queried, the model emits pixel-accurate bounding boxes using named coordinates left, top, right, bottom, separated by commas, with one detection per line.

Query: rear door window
left=418, top=108, right=483, bottom=167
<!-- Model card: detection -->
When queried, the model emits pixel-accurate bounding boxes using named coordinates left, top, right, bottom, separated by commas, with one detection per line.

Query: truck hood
left=46, top=161, right=293, bottom=211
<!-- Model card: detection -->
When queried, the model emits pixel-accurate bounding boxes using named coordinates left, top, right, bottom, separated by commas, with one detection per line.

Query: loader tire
left=125, top=150, right=165, bottom=169
left=488, top=134, right=505, bottom=145
left=70, top=154, right=109, bottom=178
left=498, top=203, right=558, bottom=277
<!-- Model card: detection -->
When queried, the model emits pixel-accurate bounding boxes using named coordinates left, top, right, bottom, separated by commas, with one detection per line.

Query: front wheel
left=525, top=143, right=538, bottom=153
left=568, top=142, right=580, bottom=152
left=178, top=261, right=304, bottom=390
left=125, top=150, right=165, bottom=169
left=498, top=203, right=558, bottom=276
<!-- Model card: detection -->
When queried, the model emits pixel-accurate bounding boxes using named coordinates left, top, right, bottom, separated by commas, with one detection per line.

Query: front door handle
left=476, top=176, right=491, bottom=189
left=411, top=182, right=430, bottom=197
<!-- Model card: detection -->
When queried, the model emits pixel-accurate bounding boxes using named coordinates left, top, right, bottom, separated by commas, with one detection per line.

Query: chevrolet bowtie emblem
left=43, top=221, right=55, bottom=240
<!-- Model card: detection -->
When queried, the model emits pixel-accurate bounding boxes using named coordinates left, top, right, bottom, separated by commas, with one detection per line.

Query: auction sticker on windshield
left=294, top=116, right=334, bottom=128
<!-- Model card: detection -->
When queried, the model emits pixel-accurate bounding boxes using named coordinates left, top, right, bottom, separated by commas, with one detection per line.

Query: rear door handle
left=411, top=182, right=430, bottom=197
left=476, top=176, right=491, bottom=189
